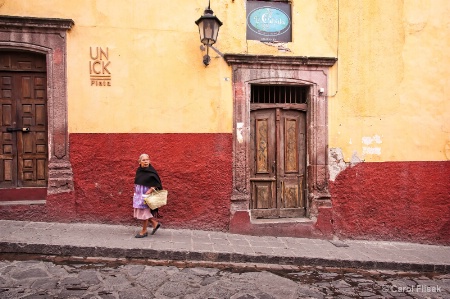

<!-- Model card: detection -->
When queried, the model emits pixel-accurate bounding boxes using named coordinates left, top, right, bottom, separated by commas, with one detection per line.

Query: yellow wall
left=1, top=0, right=449, bottom=161
left=329, top=0, right=450, bottom=162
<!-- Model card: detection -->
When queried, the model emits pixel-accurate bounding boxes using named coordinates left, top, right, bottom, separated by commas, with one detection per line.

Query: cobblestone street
left=1, top=258, right=449, bottom=299
left=1, top=221, right=449, bottom=298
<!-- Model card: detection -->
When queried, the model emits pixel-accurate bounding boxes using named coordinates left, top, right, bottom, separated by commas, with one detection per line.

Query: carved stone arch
left=224, top=54, right=337, bottom=221
left=0, top=16, right=75, bottom=195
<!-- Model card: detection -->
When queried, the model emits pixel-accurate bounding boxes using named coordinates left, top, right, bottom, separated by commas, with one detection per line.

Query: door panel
left=250, top=108, right=306, bottom=218
left=279, top=110, right=306, bottom=217
left=250, top=110, right=276, bottom=211
left=16, top=74, right=48, bottom=187
left=254, top=182, right=274, bottom=209
left=0, top=51, right=48, bottom=193
left=0, top=74, right=16, bottom=187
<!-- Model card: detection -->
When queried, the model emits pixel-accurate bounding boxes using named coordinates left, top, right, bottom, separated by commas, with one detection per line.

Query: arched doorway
left=0, top=16, right=74, bottom=201
left=224, top=54, right=337, bottom=236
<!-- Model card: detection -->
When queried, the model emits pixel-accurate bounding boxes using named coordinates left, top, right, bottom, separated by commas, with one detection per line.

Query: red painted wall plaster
left=70, top=133, right=233, bottom=230
left=1, top=134, right=449, bottom=245
left=0, top=133, right=233, bottom=231
left=330, top=161, right=450, bottom=245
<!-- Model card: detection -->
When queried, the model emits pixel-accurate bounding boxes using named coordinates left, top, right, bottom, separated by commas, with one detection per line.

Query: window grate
left=251, top=85, right=308, bottom=104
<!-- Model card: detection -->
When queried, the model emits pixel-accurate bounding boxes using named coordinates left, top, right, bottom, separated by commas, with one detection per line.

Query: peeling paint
left=351, top=151, right=363, bottom=164
left=261, top=41, right=292, bottom=52
left=363, top=146, right=381, bottom=155
left=362, top=134, right=382, bottom=145
left=328, top=148, right=362, bottom=181
left=236, top=122, right=244, bottom=144
left=328, top=148, right=346, bottom=181
left=361, top=135, right=382, bottom=156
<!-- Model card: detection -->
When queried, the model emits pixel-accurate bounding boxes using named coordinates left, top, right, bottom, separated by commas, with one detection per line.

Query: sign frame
left=246, top=1, right=292, bottom=42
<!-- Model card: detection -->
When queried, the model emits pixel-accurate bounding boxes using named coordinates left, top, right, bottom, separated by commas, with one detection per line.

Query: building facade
left=0, top=0, right=449, bottom=245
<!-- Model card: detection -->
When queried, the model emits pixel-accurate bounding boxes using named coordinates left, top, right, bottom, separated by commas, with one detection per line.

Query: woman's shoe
left=151, top=223, right=161, bottom=235
left=135, top=232, right=148, bottom=238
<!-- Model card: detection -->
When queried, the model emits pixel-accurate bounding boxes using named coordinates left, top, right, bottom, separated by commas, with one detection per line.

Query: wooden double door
left=250, top=108, right=306, bottom=218
left=0, top=51, right=48, bottom=196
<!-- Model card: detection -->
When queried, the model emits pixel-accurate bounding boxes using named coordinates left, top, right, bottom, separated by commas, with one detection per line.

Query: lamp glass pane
left=201, top=19, right=215, bottom=45
left=211, top=22, right=219, bottom=42
left=198, top=21, right=205, bottom=43
left=204, top=20, right=213, bottom=41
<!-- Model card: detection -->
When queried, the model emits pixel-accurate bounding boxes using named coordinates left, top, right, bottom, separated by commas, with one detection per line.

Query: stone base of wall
left=229, top=209, right=334, bottom=239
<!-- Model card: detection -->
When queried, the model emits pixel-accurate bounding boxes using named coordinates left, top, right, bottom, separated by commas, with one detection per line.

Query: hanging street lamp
left=195, top=1, right=223, bottom=66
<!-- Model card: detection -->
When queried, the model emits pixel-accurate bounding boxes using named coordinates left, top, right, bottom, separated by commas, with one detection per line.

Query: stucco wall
left=0, top=0, right=450, bottom=161
left=0, top=133, right=233, bottom=230
left=329, top=0, right=450, bottom=163
left=1, top=0, right=447, bottom=160
left=330, top=161, right=450, bottom=245
left=68, top=133, right=232, bottom=230
left=1, top=0, right=449, bottom=244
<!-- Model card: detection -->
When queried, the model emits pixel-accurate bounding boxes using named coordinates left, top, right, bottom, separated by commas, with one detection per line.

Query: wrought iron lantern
left=195, top=1, right=223, bottom=66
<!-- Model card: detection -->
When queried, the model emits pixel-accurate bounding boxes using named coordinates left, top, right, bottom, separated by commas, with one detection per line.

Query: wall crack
left=328, top=148, right=363, bottom=181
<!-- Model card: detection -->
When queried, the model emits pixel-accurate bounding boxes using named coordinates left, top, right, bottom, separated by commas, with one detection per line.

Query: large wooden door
left=0, top=51, right=48, bottom=198
left=250, top=108, right=306, bottom=218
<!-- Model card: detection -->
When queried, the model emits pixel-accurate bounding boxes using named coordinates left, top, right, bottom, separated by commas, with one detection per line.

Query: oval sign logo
left=248, top=7, right=291, bottom=36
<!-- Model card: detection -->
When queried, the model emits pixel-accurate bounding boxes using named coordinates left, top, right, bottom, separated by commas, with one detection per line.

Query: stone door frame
left=0, top=16, right=75, bottom=195
left=224, top=54, right=337, bottom=219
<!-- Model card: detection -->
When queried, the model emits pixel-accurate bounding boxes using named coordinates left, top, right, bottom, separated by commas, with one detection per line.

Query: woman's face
left=140, top=156, right=150, bottom=167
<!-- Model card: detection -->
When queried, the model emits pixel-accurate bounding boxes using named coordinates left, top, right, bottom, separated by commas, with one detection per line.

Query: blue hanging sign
left=246, top=2, right=292, bottom=42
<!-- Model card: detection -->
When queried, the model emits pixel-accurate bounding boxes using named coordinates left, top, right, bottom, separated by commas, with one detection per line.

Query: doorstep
left=250, top=217, right=314, bottom=225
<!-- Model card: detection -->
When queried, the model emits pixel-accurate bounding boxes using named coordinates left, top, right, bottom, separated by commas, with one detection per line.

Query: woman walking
left=133, top=153, right=162, bottom=238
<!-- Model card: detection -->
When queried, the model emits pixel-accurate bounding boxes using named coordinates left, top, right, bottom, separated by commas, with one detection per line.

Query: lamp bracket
left=200, top=44, right=223, bottom=58
left=210, top=45, right=224, bottom=58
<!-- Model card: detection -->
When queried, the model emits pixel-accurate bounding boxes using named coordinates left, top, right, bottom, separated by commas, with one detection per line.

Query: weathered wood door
left=0, top=51, right=48, bottom=193
left=250, top=108, right=306, bottom=218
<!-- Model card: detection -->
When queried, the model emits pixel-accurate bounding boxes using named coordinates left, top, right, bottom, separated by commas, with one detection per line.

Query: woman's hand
left=145, top=187, right=155, bottom=195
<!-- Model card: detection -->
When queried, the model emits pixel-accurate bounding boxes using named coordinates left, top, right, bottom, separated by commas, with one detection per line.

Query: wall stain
left=445, top=140, right=450, bottom=160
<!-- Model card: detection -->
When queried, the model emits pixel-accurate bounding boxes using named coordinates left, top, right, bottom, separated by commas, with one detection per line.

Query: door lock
left=6, top=127, right=30, bottom=132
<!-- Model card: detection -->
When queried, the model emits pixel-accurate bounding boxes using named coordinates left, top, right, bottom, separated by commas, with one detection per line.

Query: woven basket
left=143, top=190, right=168, bottom=210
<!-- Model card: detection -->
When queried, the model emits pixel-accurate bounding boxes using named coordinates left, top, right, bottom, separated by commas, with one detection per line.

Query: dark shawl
left=134, top=165, right=163, bottom=190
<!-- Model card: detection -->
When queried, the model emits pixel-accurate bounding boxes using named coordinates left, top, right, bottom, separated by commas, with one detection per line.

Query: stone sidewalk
left=0, top=220, right=449, bottom=272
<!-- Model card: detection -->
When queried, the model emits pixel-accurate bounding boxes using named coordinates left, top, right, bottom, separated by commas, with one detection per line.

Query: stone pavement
left=2, top=260, right=449, bottom=298
left=0, top=220, right=449, bottom=273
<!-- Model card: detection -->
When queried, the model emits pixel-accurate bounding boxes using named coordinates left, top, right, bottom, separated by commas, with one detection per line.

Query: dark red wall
left=0, top=133, right=233, bottom=231
left=330, top=161, right=450, bottom=245
left=70, top=133, right=233, bottom=230
left=1, top=134, right=449, bottom=245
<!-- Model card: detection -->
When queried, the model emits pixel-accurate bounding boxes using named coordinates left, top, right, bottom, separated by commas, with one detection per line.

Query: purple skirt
left=133, top=184, right=153, bottom=220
